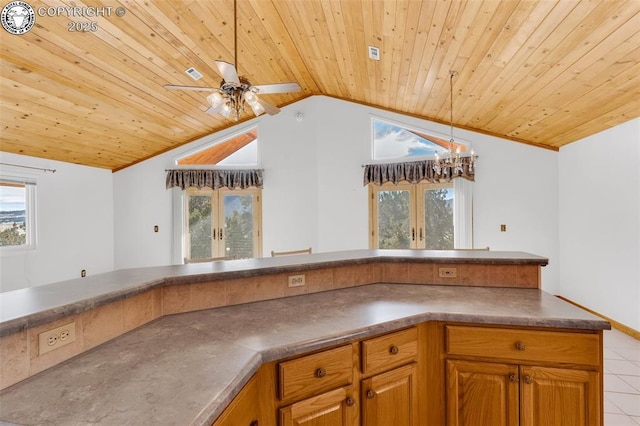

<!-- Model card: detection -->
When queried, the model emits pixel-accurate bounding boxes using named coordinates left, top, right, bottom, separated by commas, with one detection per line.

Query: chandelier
left=433, top=70, right=477, bottom=176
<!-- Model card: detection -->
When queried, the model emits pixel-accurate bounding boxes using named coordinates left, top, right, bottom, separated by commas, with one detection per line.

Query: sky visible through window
left=0, top=184, right=25, bottom=212
left=373, top=119, right=443, bottom=160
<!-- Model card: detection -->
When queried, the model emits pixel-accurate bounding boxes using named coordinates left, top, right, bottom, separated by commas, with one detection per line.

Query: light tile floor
left=604, top=328, right=640, bottom=425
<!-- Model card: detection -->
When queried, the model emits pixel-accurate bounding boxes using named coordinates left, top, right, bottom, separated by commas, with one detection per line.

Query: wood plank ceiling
left=1, top=0, right=639, bottom=171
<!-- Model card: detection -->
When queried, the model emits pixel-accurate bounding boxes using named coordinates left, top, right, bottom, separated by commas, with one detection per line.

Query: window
left=0, top=179, right=36, bottom=249
left=177, top=128, right=258, bottom=166
left=367, top=116, right=474, bottom=250
left=369, top=182, right=454, bottom=250
left=372, top=118, right=468, bottom=161
left=184, top=187, right=262, bottom=260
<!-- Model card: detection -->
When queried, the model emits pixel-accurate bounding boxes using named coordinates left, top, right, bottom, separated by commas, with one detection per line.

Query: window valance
left=363, top=158, right=474, bottom=186
left=166, top=169, right=263, bottom=190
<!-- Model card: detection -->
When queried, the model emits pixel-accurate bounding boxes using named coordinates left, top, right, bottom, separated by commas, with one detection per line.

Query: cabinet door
left=361, top=363, right=418, bottom=426
left=446, top=360, right=519, bottom=426
left=279, top=386, right=357, bottom=426
left=213, top=373, right=261, bottom=426
left=520, top=366, right=600, bottom=426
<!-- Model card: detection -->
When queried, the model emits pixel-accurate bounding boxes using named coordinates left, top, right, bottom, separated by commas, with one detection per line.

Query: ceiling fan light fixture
left=208, top=92, right=224, bottom=108
left=244, top=91, right=258, bottom=105
left=220, top=102, right=232, bottom=118
left=250, top=101, right=265, bottom=116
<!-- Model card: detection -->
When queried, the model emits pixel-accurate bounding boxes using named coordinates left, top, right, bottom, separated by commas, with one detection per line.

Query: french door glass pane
left=424, top=188, right=454, bottom=249
left=223, top=194, right=254, bottom=259
left=377, top=190, right=411, bottom=249
left=188, top=195, right=212, bottom=259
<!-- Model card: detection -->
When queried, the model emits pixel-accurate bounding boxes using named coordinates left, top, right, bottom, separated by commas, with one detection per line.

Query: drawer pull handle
left=389, top=345, right=399, bottom=355
left=508, top=374, right=519, bottom=383
left=515, top=341, right=526, bottom=351
left=366, top=389, right=375, bottom=399
left=250, top=421, right=258, bottom=426
left=523, top=375, right=533, bottom=384
left=345, top=397, right=355, bottom=407
left=315, top=367, right=327, bottom=378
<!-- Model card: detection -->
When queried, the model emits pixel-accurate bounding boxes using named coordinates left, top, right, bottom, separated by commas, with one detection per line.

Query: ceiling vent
left=368, top=46, right=380, bottom=61
left=185, top=67, right=203, bottom=81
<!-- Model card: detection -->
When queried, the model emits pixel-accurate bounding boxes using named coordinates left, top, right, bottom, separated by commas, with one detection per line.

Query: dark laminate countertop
left=0, top=249, right=548, bottom=337
left=0, top=283, right=608, bottom=426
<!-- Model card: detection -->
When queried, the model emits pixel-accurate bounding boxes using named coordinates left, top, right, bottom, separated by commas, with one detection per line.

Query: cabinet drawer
left=278, top=345, right=353, bottom=401
left=446, top=325, right=601, bottom=366
left=361, top=327, right=418, bottom=375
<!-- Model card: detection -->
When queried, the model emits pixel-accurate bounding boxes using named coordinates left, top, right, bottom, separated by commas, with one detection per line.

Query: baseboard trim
left=556, top=295, right=640, bottom=340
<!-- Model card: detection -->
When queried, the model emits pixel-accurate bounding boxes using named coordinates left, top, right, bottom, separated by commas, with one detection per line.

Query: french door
left=369, top=182, right=454, bottom=250
left=185, top=187, right=262, bottom=260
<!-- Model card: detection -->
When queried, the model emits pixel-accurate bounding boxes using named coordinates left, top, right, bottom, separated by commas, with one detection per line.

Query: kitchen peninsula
left=0, top=250, right=609, bottom=425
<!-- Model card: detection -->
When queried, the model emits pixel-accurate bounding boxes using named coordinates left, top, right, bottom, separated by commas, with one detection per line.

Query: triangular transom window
left=178, top=128, right=258, bottom=166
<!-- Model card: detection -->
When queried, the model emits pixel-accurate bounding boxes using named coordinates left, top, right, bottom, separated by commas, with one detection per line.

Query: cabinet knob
left=508, top=374, right=519, bottom=383
left=366, top=389, right=375, bottom=399
left=515, top=341, right=526, bottom=351
left=389, top=345, right=399, bottom=355
left=315, top=367, right=327, bottom=378
left=345, top=397, right=355, bottom=407
left=523, top=375, right=533, bottom=384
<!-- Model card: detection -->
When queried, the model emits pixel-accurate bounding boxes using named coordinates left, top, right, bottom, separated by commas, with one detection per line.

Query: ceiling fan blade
left=164, top=84, right=216, bottom=92
left=253, top=82, right=301, bottom=94
left=257, top=98, right=281, bottom=115
left=215, top=60, right=240, bottom=84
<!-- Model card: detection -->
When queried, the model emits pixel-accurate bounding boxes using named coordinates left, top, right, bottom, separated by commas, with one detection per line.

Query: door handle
left=212, top=229, right=216, bottom=240
left=219, top=228, right=223, bottom=240
left=419, top=228, right=423, bottom=241
left=412, top=228, right=415, bottom=241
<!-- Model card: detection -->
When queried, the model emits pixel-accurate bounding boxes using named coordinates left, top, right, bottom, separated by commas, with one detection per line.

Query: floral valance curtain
left=363, top=158, right=474, bottom=186
left=166, top=169, right=263, bottom=190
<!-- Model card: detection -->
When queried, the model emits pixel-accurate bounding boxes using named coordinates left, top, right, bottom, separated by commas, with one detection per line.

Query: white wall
left=559, top=118, right=640, bottom=330
left=113, top=102, right=320, bottom=268
left=113, top=96, right=560, bottom=292
left=0, top=152, right=114, bottom=292
left=311, top=97, right=560, bottom=292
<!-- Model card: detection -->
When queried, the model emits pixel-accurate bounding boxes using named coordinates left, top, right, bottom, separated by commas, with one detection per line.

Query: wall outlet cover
left=39, top=322, right=76, bottom=355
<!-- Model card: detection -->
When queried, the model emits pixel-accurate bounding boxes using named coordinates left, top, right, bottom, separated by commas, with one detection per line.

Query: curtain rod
left=0, top=163, right=56, bottom=173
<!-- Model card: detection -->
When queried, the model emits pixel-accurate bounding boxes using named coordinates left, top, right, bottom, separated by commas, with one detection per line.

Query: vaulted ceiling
left=1, top=0, right=639, bottom=171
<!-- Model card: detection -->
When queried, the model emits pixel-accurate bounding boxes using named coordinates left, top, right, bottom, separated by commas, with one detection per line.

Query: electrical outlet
left=39, top=322, right=76, bottom=355
left=500, top=224, right=507, bottom=232
left=438, top=267, right=457, bottom=278
left=288, top=274, right=305, bottom=287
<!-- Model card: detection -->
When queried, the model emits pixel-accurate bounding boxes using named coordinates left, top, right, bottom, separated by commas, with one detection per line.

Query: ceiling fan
left=164, top=0, right=300, bottom=121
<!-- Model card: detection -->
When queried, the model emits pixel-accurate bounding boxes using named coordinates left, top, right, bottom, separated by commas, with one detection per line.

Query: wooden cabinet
left=278, top=344, right=358, bottom=426
left=213, top=366, right=276, bottom=426
left=520, top=365, right=600, bottom=426
left=278, top=344, right=353, bottom=402
left=447, top=360, right=520, bottom=426
left=214, top=322, right=602, bottom=426
left=277, top=327, right=420, bottom=426
left=445, top=325, right=602, bottom=426
left=361, top=363, right=418, bottom=426
left=280, top=386, right=358, bottom=426
left=360, top=328, right=420, bottom=426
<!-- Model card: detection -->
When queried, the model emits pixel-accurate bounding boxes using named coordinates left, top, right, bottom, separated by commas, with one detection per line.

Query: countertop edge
left=0, top=250, right=549, bottom=337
